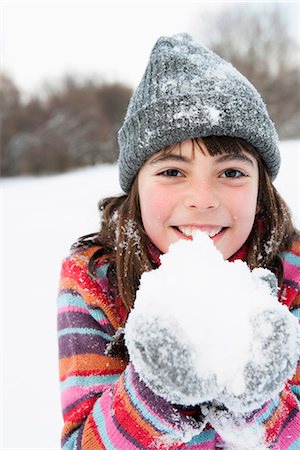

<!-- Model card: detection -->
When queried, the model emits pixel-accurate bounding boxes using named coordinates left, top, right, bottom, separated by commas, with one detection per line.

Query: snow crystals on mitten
left=219, top=305, right=300, bottom=413
left=126, top=313, right=219, bottom=405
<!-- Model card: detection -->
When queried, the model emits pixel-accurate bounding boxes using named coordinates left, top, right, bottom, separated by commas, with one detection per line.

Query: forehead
left=149, top=138, right=258, bottom=162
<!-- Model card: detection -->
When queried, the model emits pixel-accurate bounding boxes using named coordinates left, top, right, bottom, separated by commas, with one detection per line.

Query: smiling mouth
left=173, top=226, right=226, bottom=239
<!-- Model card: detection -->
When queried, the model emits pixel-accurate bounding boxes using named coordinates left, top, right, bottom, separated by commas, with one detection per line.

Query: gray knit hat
left=118, top=33, right=280, bottom=193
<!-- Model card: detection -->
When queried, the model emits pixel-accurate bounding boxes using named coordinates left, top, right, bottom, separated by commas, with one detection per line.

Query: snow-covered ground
left=1, top=140, right=299, bottom=449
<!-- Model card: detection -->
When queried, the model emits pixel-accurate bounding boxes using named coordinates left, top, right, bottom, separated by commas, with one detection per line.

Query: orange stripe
left=82, top=414, right=106, bottom=450
left=290, top=364, right=300, bottom=384
left=291, top=240, right=300, bottom=257
left=61, top=420, right=82, bottom=439
left=59, top=354, right=127, bottom=380
left=291, top=292, right=300, bottom=307
left=70, top=246, right=112, bottom=269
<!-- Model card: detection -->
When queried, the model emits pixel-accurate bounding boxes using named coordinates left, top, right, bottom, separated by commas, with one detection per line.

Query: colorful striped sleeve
left=279, top=239, right=300, bottom=404
left=245, top=242, right=300, bottom=449
left=245, top=297, right=300, bottom=449
left=58, top=248, right=206, bottom=449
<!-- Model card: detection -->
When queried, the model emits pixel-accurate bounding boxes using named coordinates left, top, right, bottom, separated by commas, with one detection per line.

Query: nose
left=183, top=179, right=220, bottom=210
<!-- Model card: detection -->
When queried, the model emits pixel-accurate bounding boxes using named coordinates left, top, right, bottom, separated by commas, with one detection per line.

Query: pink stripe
left=273, top=409, right=300, bottom=449
left=283, top=259, right=300, bottom=281
left=58, top=306, right=89, bottom=315
left=58, top=306, right=110, bottom=325
left=96, top=388, right=138, bottom=447
left=98, top=317, right=110, bottom=325
left=61, top=385, right=107, bottom=409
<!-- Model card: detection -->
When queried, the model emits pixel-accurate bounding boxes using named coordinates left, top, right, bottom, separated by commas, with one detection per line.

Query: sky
left=2, top=1, right=299, bottom=97
left=1, top=1, right=218, bottom=94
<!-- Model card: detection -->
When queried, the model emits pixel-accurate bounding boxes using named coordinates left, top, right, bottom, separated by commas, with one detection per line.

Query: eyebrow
left=150, top=152, right=254, bottom=166
left=150, top=154, right=190, bottom=165
left=215, top=153, right=254, bottom=166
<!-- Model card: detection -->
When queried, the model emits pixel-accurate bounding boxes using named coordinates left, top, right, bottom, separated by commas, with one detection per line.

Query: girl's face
left=138, top=139, right=259, bottom=259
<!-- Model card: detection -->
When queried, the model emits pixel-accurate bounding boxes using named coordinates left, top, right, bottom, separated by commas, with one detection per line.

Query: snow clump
left=126, top=231, right=299, bottom=412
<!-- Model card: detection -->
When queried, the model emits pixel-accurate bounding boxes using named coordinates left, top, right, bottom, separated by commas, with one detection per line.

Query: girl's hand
left=125, top=232, right=300, bottom=410
left=125, top=313, right=219, bottom=405
left=219, top=306, right=300, bottom=413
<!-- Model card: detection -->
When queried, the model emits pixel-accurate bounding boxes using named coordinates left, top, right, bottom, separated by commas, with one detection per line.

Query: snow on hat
left=118, top=33, right=280, bottom=193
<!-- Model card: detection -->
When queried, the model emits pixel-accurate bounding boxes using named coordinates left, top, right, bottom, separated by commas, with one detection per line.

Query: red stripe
left=113, top=380, right=160, bottom=448
left=62, top=367, right=122, bottom=380
left=264, top=390, right=298, bottom=444
left=64, top=397, right=97, bottom=423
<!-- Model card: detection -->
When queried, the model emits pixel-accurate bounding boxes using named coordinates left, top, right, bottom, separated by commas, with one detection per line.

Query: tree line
left=1, top=75, right=132, bottom=176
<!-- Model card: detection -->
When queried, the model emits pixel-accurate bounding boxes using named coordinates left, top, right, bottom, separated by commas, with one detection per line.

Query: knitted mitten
left=126, top=313, right=219, bottom=405
left=218, top=306, right=300, bottom=413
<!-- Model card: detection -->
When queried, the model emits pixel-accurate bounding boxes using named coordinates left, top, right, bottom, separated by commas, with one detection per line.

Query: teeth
left=208, top=228, right=223, bottom=237
left=178, top=227, right=194, bottom=237
left=178, top=227, right=223, bottom=238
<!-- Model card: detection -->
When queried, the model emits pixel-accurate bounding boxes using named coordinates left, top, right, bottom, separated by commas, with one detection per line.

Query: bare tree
left=1, top=74, right=132, bottom=176
left=195, top=3, right=300, bottom=138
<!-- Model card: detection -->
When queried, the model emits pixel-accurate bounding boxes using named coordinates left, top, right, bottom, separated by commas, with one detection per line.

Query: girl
left=57, top=33, right=300, bottom=449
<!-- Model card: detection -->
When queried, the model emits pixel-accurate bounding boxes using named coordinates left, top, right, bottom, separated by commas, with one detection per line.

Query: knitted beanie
left=118, top=33, right=280, bottom=193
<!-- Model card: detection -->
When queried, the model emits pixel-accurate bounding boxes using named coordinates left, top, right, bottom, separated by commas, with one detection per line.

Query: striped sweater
left=57, top=238, right=300, bottom=449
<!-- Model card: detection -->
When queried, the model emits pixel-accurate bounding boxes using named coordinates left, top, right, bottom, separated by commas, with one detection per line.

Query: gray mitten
left=218, top=266, right=300, bottom=413
left=251, top=267, right=279, bottom=297
left=219, top=305, right=300, bottom=413
left=125, top=312, right=219, bottom=405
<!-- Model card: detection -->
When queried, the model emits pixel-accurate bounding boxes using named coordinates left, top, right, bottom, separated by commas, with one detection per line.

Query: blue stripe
left=62, top=428, right=80, bottom=449
left=124, top=367, right=178, bottom=437
left=58, top=292, right=107, bottom=321
left=186, top=428, right=216, bottom=445
left=93, top=399, right=118, bottom=450
left=291, top=308, right=300, bottom=319
left=287, top=438, right=300, bottom=449
left=61, top=374, right=119, bottom=391
left=281, top=251, right=300, bottom=266
left=291, top=384, right=300, bottom=396
left=58, top=326, right=113, bottom=341
left=90, top=308, right=109, bottom=323
left=96, top=263, right=109, bottom=278
left=256, top=395, right=280, bottom=424
left=58, top=291, right=86, bottom=308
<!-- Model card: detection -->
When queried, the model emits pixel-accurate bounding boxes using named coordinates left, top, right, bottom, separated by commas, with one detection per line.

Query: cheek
left=140, top=185, right=173, bottom=223
left=231, top=182, right=257, bottom=209
left=231, top=188, right=258, bottom=228
left=148, top=192, right=169, bottom=212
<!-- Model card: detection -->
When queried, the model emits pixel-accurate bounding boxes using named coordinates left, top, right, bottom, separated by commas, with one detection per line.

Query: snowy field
left=2, top=140, right=299, bottom=449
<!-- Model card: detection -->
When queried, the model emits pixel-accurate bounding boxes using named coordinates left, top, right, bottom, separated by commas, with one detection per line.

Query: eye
left=220, top=168, right=246, bottom=178
left=158, top=169, right=183, bottom=177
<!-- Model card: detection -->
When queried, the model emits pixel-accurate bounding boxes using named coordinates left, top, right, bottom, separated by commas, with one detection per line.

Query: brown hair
left=74, top=136, right=297, bottom=316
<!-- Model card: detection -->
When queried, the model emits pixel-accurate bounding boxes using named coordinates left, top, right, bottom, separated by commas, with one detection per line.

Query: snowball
left=125, top=231, right=299, bottom=411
